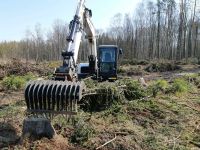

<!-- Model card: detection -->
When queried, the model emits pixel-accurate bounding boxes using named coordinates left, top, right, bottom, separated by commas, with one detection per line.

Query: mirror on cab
left=119, top=48, right=123, bottom=55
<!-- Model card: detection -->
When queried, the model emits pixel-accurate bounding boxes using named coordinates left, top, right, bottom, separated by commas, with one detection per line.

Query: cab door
left=98, top=46, right=118, bottom=80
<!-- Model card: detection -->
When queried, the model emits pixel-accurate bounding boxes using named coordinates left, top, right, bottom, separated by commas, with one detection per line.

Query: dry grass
left=0, top=63, right=200, bottom=149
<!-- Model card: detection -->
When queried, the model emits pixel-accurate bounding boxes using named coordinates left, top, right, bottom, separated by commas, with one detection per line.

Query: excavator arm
left=24, top=0, right=120, bottom=117
left=54, top=0, right=97, bottom=81
left=24, top=0, right=96, bottom=116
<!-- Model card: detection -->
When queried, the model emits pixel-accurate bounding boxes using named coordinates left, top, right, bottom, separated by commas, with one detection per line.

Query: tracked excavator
left=24, top=0, right=122, bottom=116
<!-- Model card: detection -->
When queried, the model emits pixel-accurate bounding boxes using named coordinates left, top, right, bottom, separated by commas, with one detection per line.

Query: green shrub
left=123, top=79, right=146, bottom=100
left=71, top=120, right=95, bottom=144
left=2, top=73, right=36, bottom=90
left=2, top=75, right=25, bottom=90
left=149, top=79, right=169, bottom=97
left=170, top=78, right=189, bottom=93
left=81, top=83, right=123, bottom=112
left=156, top=79, right=168, bottom=90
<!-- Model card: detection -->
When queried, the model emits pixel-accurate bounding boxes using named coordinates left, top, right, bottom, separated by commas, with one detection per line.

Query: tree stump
left=22, top=118, right=55, bottom=139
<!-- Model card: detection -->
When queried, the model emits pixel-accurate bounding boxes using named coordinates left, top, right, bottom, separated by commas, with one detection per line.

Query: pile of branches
left=0, top=59, right=52, bottom=79
left=145, top=63, right=181, bottom=73
left=81, top=79, right=146, bottom=112
left=81, top=83, right=124, bottom=112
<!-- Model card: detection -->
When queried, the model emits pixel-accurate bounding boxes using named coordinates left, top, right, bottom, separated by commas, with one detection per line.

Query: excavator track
left=24, top=80, right=86, bottom=116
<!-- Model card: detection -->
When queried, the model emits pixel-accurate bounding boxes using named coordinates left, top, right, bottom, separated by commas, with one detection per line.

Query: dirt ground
left=0, top=91, right=23, bottom=106
left=0, top=63, right=200, bottom=149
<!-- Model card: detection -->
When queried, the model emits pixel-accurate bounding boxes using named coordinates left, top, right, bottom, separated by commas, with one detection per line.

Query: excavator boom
left=24, top=0, right=120, bottom=117
left=24, top=0, right=91, bottom=116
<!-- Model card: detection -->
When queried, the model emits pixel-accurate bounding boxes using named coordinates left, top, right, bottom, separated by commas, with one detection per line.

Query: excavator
left=24, top=0, right=122, bottom=116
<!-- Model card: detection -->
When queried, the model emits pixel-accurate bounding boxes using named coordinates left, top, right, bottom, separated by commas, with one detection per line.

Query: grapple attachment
left=24, top=80, right=86, bottom=116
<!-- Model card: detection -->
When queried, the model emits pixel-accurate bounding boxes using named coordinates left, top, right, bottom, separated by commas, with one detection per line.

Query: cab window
left=99, top=47, right=116, bottom=62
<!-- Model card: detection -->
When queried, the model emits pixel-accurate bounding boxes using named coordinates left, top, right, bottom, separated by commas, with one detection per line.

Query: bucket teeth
left=24, top=80, right=85, bottom=115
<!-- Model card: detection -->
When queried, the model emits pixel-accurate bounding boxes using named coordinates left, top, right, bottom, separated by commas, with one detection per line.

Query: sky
left=0, top=0, right=141, bottom=41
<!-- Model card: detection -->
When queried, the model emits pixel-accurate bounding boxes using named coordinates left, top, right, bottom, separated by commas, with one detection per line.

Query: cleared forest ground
left=0, top=60, right=200, bottom=150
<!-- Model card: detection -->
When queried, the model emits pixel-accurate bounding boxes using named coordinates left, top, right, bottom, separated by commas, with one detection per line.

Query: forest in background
left=0, top=0, right=200, bottom=63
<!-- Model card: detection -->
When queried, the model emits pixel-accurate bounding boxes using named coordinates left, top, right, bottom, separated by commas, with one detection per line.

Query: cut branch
left=96, top=134, right=117, bottom=150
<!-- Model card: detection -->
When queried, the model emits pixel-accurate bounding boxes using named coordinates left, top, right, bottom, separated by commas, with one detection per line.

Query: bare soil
left=0, top=91, right=23, bottom=106
left=0, top=63, right=200, bottom=149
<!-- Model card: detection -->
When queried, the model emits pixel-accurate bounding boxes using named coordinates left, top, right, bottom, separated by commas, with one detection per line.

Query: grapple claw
left=24, top=80, right=86, bottom=116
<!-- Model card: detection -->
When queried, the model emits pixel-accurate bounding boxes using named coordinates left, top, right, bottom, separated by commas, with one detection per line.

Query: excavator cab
left=98, top=45, right=121, bottom=81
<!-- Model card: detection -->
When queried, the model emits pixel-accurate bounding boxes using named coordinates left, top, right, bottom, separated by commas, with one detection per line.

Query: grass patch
left=2, top=76, right=25, bottom=90
left=148, top=79, right=169, bottom=97
left=127, top=99, right=166, bottom=121
left=142, top=135, right=160, bottom=150
left=1, top=73, right=36, bottom=90
left=0, top=100, right=25, bottom=122
left=102, top=103, right=130, bottom=122
left=170, top=78, right=190, bottom=94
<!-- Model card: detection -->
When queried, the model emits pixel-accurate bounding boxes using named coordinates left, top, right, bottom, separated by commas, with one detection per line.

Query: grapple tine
left=41, top=81, right=47, bottom=110
left=33, top=83, right=40, bottom=110
left=46, top=82, right=53, bottom=110
left=75, top=82, right=81, bottom=111
left=70, top=84, right=76, bottom=111
left=24, top=83, right=31, bottom=109
left=65, top=82, right=71, bottom=112
left=55, top=83, right=62, bottom=111
left=28, top=81, right=37, bottom=110
left=61, top=84, right=67, bottom=110
left=37, top=81, right=44, bottom=110
left=51, top=82, right=58, bottom=111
